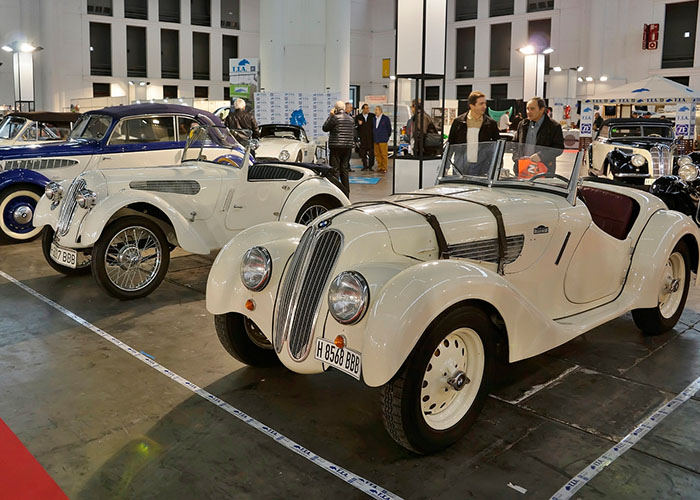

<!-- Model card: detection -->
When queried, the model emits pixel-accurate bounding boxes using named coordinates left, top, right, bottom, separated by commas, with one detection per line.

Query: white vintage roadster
left=33, top=126, right=349, bottom=300
left=255, top=124, right=324, bottom=163
left=206, top=141, right=700, bottom=453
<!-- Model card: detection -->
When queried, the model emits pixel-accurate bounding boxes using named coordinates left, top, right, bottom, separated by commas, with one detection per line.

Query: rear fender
left=0, top=169, right=51, bottom=192
left=278, top=178, right=349, bottom=223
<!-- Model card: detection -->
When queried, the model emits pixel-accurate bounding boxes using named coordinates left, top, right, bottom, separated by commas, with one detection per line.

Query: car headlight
left=678, top=163, right=699, bottom=182
left=45, top=182, right=63, bottom=201
left=75, top=189, right=97, bottom=209
left=240, top=246, right=272, bottom=291
left=278, top=150, right=290, bottom=161
left=328, top=271, right=369, bottom=325
left=631, top=154, right=646, bottom=168
left=678, top=155, right=693, bottom=167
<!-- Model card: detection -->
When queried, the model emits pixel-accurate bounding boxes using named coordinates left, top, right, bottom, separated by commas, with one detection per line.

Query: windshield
left=609, top=124, right=673, bottom=139
left=68, top=114, right=113, bottom=140
left=439, top=141, right=582, bottom=199
left=182, top=123, right=248, bottom=167
left=0, top=116, right=27, bottom=139
left=259, top=125, right=302, bottom=141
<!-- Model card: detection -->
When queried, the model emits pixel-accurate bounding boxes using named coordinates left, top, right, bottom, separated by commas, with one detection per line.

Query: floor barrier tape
left=550, top=374, right=700, bottom=500
left=0, top=271, right=402, bottom=500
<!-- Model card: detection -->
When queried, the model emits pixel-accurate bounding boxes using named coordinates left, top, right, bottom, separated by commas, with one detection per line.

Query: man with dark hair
left=323, top=100, right=355, bottom=196
left=514, top=97, right=565, bottom=176
left=355, top=103, right=375, bottom=171
left=447, top=91, right=500, bottom=145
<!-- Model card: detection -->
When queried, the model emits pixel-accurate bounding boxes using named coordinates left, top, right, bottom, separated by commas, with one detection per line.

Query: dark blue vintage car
left=0, top=103, right=240, bottom=241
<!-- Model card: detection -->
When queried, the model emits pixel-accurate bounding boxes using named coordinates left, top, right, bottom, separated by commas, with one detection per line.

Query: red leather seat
left=578, top=186, right=639, bottom=240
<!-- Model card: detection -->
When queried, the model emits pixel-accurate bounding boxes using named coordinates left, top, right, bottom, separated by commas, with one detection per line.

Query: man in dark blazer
left=355, top=103, right=375, bottom=171
left=513, top=97, right=565, bottom=176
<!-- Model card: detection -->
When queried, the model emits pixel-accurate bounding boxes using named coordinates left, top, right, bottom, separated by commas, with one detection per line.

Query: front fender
left=206, top=221, right=306, bottom=339
left=0, top=169, right=51, bottom=192
left=80, top=191, right=211, bottom=253
left=278, top=177, right=350, bottom=223
left=624, top=209, right=700, bottom=308
left=361, top=260, right=554, bottom=387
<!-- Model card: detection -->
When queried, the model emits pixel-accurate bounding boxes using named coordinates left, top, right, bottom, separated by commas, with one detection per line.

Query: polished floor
left=1, top=161, right=699, bottom=499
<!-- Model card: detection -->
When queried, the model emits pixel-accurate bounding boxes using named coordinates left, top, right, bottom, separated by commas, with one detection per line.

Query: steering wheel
left=530, top=172, right=570, bottom=183
left=648, top=133, right=662, bottom=138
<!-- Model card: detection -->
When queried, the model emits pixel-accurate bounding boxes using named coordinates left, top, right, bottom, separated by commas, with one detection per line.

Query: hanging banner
left=674, top=101, right=696, bottom=139
left=229, top=58, right=259, bottom=101
left=580, top=100, right=595, bottom=138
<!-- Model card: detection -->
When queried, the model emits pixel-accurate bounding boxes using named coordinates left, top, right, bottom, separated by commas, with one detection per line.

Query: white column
left=325, top=0, right=351, bottom=99
left=522, top=53, right=545, bottom=99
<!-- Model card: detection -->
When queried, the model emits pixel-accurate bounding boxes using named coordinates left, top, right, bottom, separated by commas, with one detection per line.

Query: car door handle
left=233, top=205, right=243, bottom=209
left=103, top=156, right=112, bottom=160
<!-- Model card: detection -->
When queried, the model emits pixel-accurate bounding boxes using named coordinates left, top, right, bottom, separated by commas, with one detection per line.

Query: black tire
left=0, top=184, right=44, bottom=242
left=295, top=196, right=342, bottom=226
left=41, top=227, right=92, bottom=276
left=381, top=306, right=496, bottom=454
left=91, top=216, right=170, bottom=300
left=632, top=240, right=691, bottom=335
left=214, top=313, right=280, bottom=367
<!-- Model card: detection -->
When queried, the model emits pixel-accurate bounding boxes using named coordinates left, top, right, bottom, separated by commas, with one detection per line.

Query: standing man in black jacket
left=355, top=103, right=375, bottom=171
left=225, top=98, right=259, bottom=140
left=322, top=100, right=355, bottom=197
left=447, top=91, right=500, bottom=175
left=514, top=97, right=565, bottom=176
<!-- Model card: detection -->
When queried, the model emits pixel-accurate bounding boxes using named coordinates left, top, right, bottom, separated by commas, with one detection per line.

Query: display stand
left=391, top=0, right=447, bottom=194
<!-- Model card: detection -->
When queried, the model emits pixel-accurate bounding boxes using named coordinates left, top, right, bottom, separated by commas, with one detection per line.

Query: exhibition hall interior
left=2, top=0, right=700, bottom=498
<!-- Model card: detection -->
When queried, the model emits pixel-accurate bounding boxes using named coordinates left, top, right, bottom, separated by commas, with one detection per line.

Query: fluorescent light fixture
left=19, top=42, right=35, bottom=52
left=1, top=45, right=12, bottom=52
left=577, top=77, right=584, bottom=82
left=389, top=75, right=396, bottom=80
left=685, top=31, right=691, bottom=38
left=89, top=46, right=94, bottom=52
left=518, top=45, right=535, bottom=55
left=552, top=66, right=562, bottom=72
left=600, top=75, right=608, bottom=82
left=128, top=81, right=135, bottom=85
left=178, top=98, right=184, bottom=102
left=585, top=76, right=593, bottom=82
left=542, top=47, right=554, bottom=54
left=139, top=81, right=146, bottom=86
left=135, top=100, right=141, bottom=104
left=576, top=66, right=584, bottom=72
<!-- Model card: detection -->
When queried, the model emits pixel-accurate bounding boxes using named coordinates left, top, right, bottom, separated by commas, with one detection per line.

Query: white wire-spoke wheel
left=633, top=240, right=691, bottom=335
left=92, top=216, right=171, bottom=300
left=0, top=185, right=43, bottom=242
left=295, top=197, right=341, bottom=226
left=381, top=306, right=496, bottom=454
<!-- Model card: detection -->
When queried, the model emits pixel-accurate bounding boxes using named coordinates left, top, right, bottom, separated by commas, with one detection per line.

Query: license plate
left=644, top=178, right=655, bottom=185
left=314, top=338, right=362, bottom=380
left=50, top=242, right=78, bottom=269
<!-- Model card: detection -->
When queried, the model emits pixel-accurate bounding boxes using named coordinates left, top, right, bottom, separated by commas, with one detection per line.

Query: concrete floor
left=1, top=160, right=699, bottom=499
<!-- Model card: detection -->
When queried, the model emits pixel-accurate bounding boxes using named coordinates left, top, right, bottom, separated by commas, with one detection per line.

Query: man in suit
left=355, top=103, right=375, bottom=171
left=514, top=97, right=565, bottom=176
left=373, top=105, right=392, bottom=173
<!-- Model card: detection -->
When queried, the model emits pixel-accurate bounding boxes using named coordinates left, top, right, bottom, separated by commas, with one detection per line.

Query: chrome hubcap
left=104, top=226, right=162, bottom=292
left=12, top=205, right=33, bottom=224
left=446, top=370, right=470, bottom=391
left=659, top=252, right=685, bottom=319
left=117, top=245, right=142, bottom=270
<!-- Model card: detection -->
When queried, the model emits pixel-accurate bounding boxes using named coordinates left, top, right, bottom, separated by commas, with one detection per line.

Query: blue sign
left=581, top=123, right=592, bottom=135
left=631, top=88, right=650, bottom=93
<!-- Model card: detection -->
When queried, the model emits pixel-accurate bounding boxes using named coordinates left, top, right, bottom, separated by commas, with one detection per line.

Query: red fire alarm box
left=643, top=23, right=660, bottom=50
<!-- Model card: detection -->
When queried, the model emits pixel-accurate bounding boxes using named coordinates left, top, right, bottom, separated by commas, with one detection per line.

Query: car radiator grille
left=56, top=177, right=86, bottom=237
left=650, top=145, right=672, bottom=177
left=447, top=234, right=525, bottom=265
left=2, top=158, right=79, bottom=171
left=129, top=180, right=201, bottom=195
left=274, top=227, right=343, bottom=360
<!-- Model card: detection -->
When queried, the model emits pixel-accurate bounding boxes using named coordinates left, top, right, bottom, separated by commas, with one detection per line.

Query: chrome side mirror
left=250, top=138, right=260, bottom=151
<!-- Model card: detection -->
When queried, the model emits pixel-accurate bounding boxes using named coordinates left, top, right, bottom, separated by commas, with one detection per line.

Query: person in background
left=322, top=100, right=355, bottom=197
left=373, top=105, right=392, bottom=174
left=345, top=101, right=354, bottom=117
left=514, top=96, right=565, bottom=176
left=510, top=112, right=522, bottom=131
left=593, top=112, right=604, bottom=131
left=447, top=91, right=500, bottom=174
left=498, top=110, right=511, bottom=132
left=225, top=98, right=259, bottom=139
left=631, top=111, right=640, bottom=119
left=408, top=99, right=440, bottom=156
left=355, top=103, right=375, bottom=171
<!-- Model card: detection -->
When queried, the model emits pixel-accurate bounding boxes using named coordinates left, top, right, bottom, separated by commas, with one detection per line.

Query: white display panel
left=254, top=91, right=341, bottom=140
left=394, top=158, right=421, bottom=192
left=424, top=0, right=447, bottom=76
left=396, top=0, right=424, bottom=76
left=421, top=159, right=442, bottom=188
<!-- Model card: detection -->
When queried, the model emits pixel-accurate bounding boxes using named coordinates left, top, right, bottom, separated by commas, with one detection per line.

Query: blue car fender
left=0, top=169, right=51, bottom=193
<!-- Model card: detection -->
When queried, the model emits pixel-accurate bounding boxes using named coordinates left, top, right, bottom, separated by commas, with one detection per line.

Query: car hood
left=343, top=184, right=561, bottom=272
left=257, top=137, right=299, bottom=156
left=0, top=139, right=97, bottom=160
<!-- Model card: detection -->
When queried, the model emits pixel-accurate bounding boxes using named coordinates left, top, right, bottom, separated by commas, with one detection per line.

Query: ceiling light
left=89, top=46, right=94, bottom=52
left=389, top=75, right=396, bottom=80
left=139, top=81, right=146, bottom=86
left=518, top=45, right=535, bottom=55
left=552, top=66, right=562, bottom=72
left=600, top=75, right=608, bottom=82
left=585, top=76, right=593, bottom=82
left=577, top=77, right=584, bottom=82
left=684, top=31, right=691, bottom=38
left=128, top=81, right=134, bottom=85
left=542, top=47, right=554, bottom=54
left=19, top=43, right=36, bottom=52
left=1, top=45, right=12, bottom=52
left=577, top=66, right=584, bottom=72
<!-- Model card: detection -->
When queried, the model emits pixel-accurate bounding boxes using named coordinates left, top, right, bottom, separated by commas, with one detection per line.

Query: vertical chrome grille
left=650, top=146, right=661, bottom=177
left=274, top=227, right=343, bottom=360
left=650, top=145, right=672, bottom=177
left=56, top=177, right=85, bottom=237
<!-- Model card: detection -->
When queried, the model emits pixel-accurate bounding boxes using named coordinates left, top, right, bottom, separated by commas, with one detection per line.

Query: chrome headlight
left=45, top=182, right=63, bottom=201
left=278, top=150, right=290, bottom=161
left=631, top=154, right=646, bottom=168
left=328, top=271, right=369, bottom=325
left=678, top=163, right=699, bottom=182
left=240, top=246, right=272, bottom=291
left=75, top=189, right=97, bottom=209
left=678, top=155, right=693, bottom=167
